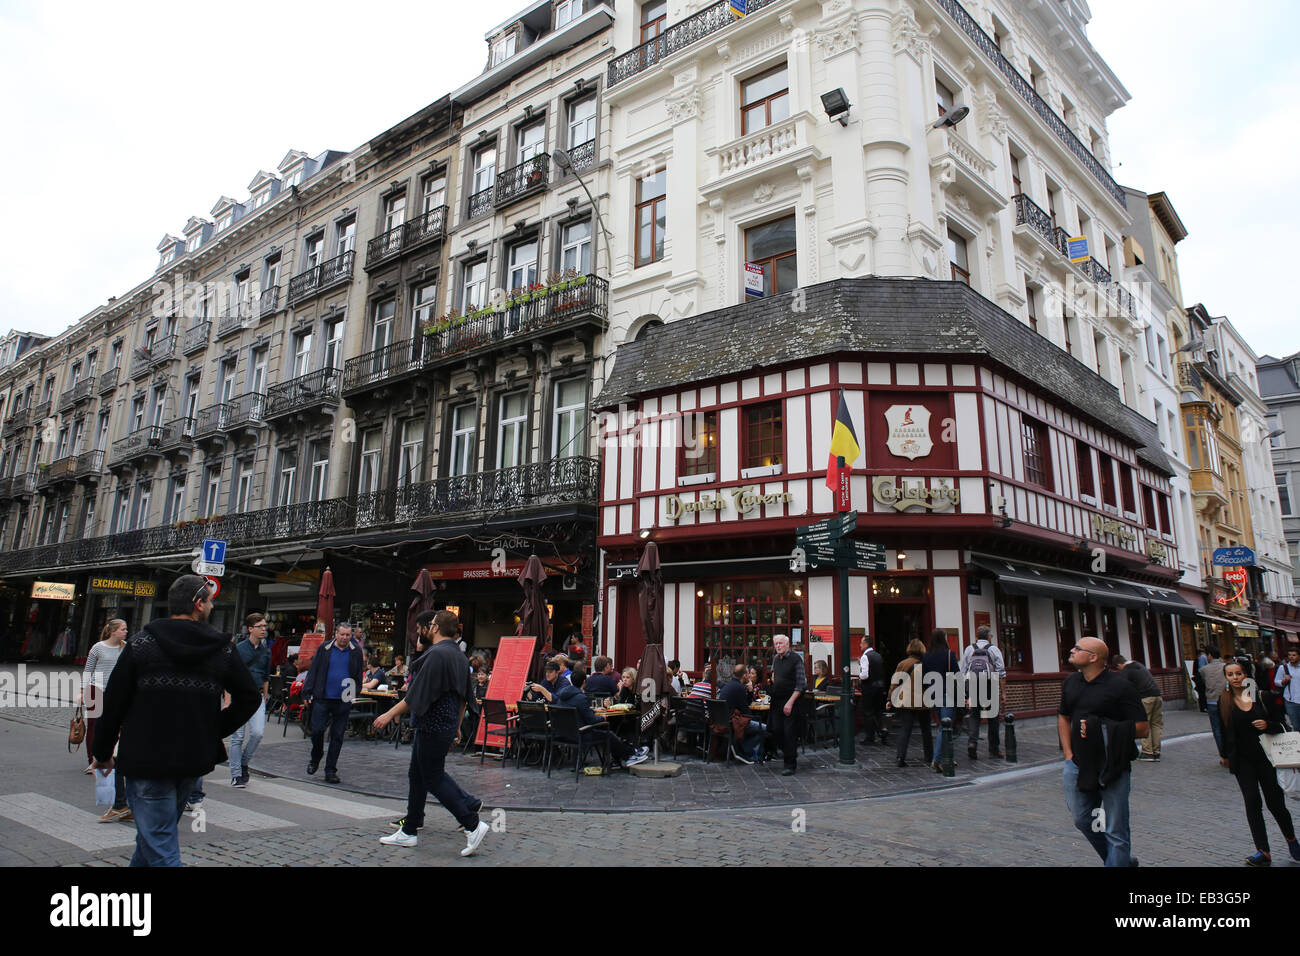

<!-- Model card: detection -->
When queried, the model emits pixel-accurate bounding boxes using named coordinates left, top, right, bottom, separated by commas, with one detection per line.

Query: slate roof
left=600, top=277, right=1174, bottom=475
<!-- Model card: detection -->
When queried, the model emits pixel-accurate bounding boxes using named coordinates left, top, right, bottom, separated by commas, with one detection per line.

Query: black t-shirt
left=1118, top=661, right=1161, bottom=699
left=1059, top=668, right=1146, bottom=723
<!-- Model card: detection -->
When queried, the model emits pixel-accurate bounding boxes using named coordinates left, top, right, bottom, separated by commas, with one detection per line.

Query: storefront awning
left=1128, top=583, right=1200, bottom=617
left=1082, top=575, right=1149, bottom=610
left=1197, top=612, right=1239, bottom=627
left=968, top=557, right=1089, bottom=602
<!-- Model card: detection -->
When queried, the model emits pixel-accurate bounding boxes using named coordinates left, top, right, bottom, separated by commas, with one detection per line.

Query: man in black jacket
left=1058, top=636, right=1148, bottom=867
left=302, top=622, right=364, bottom=784
left=91, top=574, right=260, bottom=867
left=770, top=634, right=806, bottom=776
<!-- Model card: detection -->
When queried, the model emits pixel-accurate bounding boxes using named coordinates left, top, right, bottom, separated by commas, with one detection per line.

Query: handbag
left=1261, top=730, right=1300, bottom=769
left=68, top=706, right=86, bottom=752
left=732, top=712, right=752, bottom=738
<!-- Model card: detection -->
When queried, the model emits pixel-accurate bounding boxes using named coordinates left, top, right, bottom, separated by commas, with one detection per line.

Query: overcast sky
left=1, top=0, right=1296, bottom=360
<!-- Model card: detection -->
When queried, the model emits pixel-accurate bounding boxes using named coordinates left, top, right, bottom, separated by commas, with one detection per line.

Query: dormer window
left=160, top=248, right=176, bottom=266
left=283, top=168, right=303, bottom=189
left=491, top=32, right=516, bottom=67
left=217, top=213, right=233, bottom=231
left=250, top=189, right=271, bottom=209
left=187, top=233, right=203, bottom=252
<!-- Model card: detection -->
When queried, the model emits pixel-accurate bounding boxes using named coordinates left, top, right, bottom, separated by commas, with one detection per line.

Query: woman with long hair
left=1220, top=660, right=1299, bottom=866
left=893, top=638, right=931, bottom=767
left=81, top=618, right=130, bottom=822
left=615, top=667, right=639, bottom=705
left=922, top=629, right=960, bottom=772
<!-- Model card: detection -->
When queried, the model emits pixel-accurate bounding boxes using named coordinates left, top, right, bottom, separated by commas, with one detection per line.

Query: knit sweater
left=82, top=641, right=125, bottom=692
left=90, top=617, right=260, bottom=779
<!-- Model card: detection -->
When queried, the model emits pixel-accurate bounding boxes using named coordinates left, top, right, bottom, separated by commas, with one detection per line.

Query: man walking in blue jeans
left=1058, top=636, right=1149, bottom=867
left=302, top=621, right=364, bottom=784
left=1273, top=647, right=1300, bottom=731
left=90, top=574, right=260, bottom=866
left=228, top=612, right=270, bottom=787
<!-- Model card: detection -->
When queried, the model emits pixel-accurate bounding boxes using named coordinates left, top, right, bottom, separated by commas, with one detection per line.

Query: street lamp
left=551, top=148, right=613, bottom=280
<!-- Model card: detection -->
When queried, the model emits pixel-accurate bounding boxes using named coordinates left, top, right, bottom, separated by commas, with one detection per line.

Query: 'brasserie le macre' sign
left=663, top=486, right=794, bottom=522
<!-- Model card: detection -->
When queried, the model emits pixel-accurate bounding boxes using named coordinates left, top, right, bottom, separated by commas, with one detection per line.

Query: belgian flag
left=826, top=390, right=861, bottom=512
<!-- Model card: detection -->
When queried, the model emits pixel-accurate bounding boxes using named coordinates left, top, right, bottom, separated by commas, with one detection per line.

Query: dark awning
left=1083, top=576, right=1150, bottom=610
left=1128, top=583, right=1200, bottom=617
left=968, top=557, right=1089, bottom=602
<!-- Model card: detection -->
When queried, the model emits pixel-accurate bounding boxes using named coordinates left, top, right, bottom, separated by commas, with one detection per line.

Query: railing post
left=1003, top=712, right=1017, bottom=762
left=940, top=715, right=955, bottom=776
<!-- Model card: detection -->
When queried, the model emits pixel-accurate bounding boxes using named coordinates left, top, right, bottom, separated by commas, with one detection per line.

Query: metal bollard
left=1004, top=713, right=1018, bottom=763
left=940, top=717, right=955, bottom=776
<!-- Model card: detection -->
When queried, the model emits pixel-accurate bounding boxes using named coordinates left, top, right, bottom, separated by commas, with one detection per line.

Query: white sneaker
left=623, top=753, right=650, bottom=768
left=461, top=820, right=490, bottom=857
left=380, top=830, right=418, bottom=847
left=636, top=746, right=650, bottom=758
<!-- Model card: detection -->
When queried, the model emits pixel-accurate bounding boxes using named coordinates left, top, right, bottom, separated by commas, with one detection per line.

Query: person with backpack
left=960, top=625, right=1005, bottom=760
left=1274, top=647, right=1300, bottom=731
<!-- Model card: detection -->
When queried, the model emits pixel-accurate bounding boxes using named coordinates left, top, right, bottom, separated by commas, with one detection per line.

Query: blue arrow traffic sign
left=202, top=539, right=228, bottom=564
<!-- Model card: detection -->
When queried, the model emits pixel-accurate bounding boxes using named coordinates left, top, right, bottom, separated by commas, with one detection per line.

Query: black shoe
left=781, top=767, right=796, bottom=776
left=897, top=759, right=908, bottom=767
left=968, top=746, right=978, bottom=760
left=307, top=760, right=319, bottom=775
left=324, top=773, right=341, bottom=784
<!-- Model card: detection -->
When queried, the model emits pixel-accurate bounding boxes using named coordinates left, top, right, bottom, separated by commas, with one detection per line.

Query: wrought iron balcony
left=1012, top=193, right=1054, bottom=245
left=130, top=335, right=178, bottom=378
left=1079, top=256, right=1112, bottom=285
left=157, top=416, right=196, bottom=452
left=109, top=425, right=163, bottom=466
left=260, top=285, right=281, bottom=317
left=2, top=407, right=29, bottom=437
left=1178, top=362, right=1204, bottom=393
left=265, top=368, right=341, bottom=420
left=608, top=0, right=782, bottom=86
left=181, top=322, right=211, bottom=355
left=424, top=274, right=608, bottom=368
left=98, top=367, right=120, bottom=394
left=467, top=187, right=494, bottom=220
left=495, top=154, right=551, bottom=208
left=566, top=139, right=596, bottom=175
left=37, top=456, right=78, bottom=487
left=933, top=0, right=1126, bottom=207
left=0, top=475, right=12, bottom=500
left=58, top=377, right=95, bottom=413
left=366, top=223, right=405, bottom=268
left=404, top=205, right=447, bottom=250
left=218, top=304, right=252, bottom=339
left=31, top=399, right=52, bottom=422
left=74, top=449, right=104, bottom=478
left=195, top=392, right=266, bottom=438
left=12, top=471, right=37, bottom=497
left=1052, top=226, right=1070, bottom=258
left=342, top=338, right=424, bottom=396
left=288, top=250, right=355, bottom=305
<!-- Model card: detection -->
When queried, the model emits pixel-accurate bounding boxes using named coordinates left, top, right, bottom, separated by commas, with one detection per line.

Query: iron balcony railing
left=1052, top=226, right=1070, bottom=258
left=424, top=275, right=608, bottom=366
left=1012, top=193, right=1054, bottom=245
left=608, top=0, right=782, bottom=85
left=355, top=455, right=600, bottom=528
left=467, top=187, right=494, bottom=219
left=181, top=322, right=211, bottom=355
left=366, top=223, right=405, bottom=267
left=109, top=425, right=163, bottom=466
left=495, top=154, right=551, bottom=208
left=218, top=305, right=251, bottom=339
left=342, top=338, right=424, bottom=395
left=288, top=250, right=355, bottom=305
left=31, top=399, right=52, bottom=422
left=58, top=377, right=95, bottom=413
left=933, top=0, right=1126, bottom=207
left=157, top=416, right=196, bottom=450
left=1080, top=256, right=1111, bottom=286
left=566, top=138, right=596, bottom=175
left=195, top=392, right=266, bottom=437
left=74, top=449, right=104, bottom=478
left=38, top=456, right=78, bottom=487
left=369, top=205, right=450, bottom=268
left=265, top=368, right=341, bottom=420
left=1178, top=362, right=1204, bottom=393
left=98, top=368, right=120, bottom=394
left=260, top=285, right=281, bottom=317
left=0, top=456, right=600, bottom=574
left=12, top=471, right=36, bottom=497
left=130, top=335, right=178, bottom=378
left=2, top=407, right=29, bottom=437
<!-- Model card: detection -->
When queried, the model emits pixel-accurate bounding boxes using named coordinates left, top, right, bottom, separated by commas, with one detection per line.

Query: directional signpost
left=193, top=538, right=228, bottom=578
left=794, top=512, right=887, bottom=765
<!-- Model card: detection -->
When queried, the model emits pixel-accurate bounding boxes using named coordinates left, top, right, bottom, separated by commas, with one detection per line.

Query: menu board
left=475, top=635, right=538, bottom=750
left=298, top=634, right=325, bottom=670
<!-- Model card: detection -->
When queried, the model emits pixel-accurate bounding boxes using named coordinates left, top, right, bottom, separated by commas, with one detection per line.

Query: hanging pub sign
left=884, top=405, right=933, bottom=460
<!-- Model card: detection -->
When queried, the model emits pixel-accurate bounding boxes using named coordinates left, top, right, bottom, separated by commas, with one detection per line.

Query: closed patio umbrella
left=317, top=568, right=336, bottom=642
left=515, top=555, right=550, bottom=681
left=405, top=568, right=435, bottom=656
left=635, top=542, right=668, bottom=696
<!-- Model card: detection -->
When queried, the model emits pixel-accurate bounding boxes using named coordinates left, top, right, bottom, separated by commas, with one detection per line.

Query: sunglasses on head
left=193, top=582, right=211, bottom=605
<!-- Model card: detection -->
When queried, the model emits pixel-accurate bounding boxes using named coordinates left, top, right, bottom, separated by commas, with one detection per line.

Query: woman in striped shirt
left=81, top=620, right=131, bottom=822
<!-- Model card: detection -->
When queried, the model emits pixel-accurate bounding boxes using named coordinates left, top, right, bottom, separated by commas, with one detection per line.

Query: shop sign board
left=871, top=477, right=960, bottom=511
left=1213, top=547, right=1256, bottom=567
left=32, top=581, right=75, bottom=600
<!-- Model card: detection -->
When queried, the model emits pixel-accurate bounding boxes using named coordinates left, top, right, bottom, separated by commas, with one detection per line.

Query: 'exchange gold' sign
left=89, top=577, right=157, bottom=598
left=871, top=476, right=960, bottom=512
left=663, top=486, right=794, bottom=522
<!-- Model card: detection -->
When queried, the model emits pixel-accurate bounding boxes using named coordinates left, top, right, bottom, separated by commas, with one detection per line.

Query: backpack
left=968, top=643, right=993, bottom=676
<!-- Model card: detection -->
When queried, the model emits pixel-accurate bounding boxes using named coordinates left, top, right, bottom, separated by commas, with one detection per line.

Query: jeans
left=1062, top=759, right=1133, bottom=867
left=187, top=780, right=204, bottom=804
left=310, top=699, right=351, bottom=775
left=742, top=720, right=767, bottom=761
left=932, top=706, right=956, bottom=764
left=404, top=730, right=480, bottom=836
left=1284, top=700, right=1300, bottom=733
left=124, top=776, right=199, bottom=867
left=229, top=699, right=266, bottom=777
left=1206, top=704, right=1225, bottom=757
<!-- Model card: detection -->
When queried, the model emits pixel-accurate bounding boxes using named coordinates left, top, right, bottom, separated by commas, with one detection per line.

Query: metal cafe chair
left=705, top=697, right=736, bottom=763
left=475, top=699, right=518, bottom=765
left=514, top=700, right=552, bottom=770
left=546, top=706, right=611, bottom=781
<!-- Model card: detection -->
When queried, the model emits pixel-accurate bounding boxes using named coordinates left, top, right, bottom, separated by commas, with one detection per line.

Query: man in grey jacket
left=1200, top=646, right=1228, bottom=759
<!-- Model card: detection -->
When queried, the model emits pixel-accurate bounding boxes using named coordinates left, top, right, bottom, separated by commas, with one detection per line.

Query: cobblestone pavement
left=4, top=669, right=1297, bottom=867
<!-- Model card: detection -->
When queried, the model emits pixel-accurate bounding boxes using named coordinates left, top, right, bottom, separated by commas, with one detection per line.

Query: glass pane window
left=740, top=65, right=790, bottom=135
left=324, top=318, right=345, bottom=371
left=744, top=402, right=783, bottom=469
left=462, top=261, right=488, bottom=312
left=552, top=379, right=586, bottom=458
left=947, top=230, right=970, bottom=284
left=276, top=451, right=297, bottom=508
left=450, top=404, right=478, bottom=477
left=517, top=122, right=545, bottom=166
left=422, top=174, right=446, bottom=214
left=309, top=445, right=330, bottom=501
left=635, top=170, right=667, bottom=267
left=372, top=299, right=396, bottom=352
left=473, top=148, right=496, bottom=194
left=497, top=392, right=528, bottom=469
left=383, top=194, right=406, bottom=232
left=996, top=589, right=1032, bottom=670
left=561, top=221, right=591, bottom=275
left=293, top=332, right=313, bottom=378
left=702, top=580, right=805, bottom=673
left=1021, top=418, right=1051, bottom=489
left=336, top=219, right=356, bottom=256
left=556, top=0, right=582, bottom=27
left=569, top=97, right=596, bottom=148
left=398, top=420, right=424, bottom=488
left=744, top=215, right=797, bottom=295
left=358, top=429, right=382, bottom=495
left=640, top=1, right=666, bottom=42
left=682, top=410, right=718, bottom=476
left=236, top=461, right=254, bottom=513
left=508, top=240, right=540, bottom=294
left=1076, top=440, right=1095, bottom=497
left=412, top=283, right=438, bottom=338
left=1054, top=600, right=1075, bottom=670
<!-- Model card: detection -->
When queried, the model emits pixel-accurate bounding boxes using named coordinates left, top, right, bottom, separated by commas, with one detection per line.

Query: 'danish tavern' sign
left=871, top=476, right=960, bottom=511
left=1090, top=513, right=1137, bottom=543
left=663, top=486, right=794, bottom=522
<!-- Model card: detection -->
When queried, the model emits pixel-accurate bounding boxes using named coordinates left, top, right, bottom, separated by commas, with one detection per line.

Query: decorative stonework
left=815, top=19, right=859, bottom=58
left=976, top=91, right=1009, bottom=140
left=666, top=86, right=701, bottom=123
left=892, top=5, right=928, bottom=60
left=819, top=0, right=852, bottom=18
left=753, top=182, right=776, bottom=204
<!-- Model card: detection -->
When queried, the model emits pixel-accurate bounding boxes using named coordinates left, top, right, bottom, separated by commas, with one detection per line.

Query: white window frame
left=552, top=379, right=585, bottom=458
left=293, top=332, right=313, bottom=379
left=412, top=283, right=438, bottom=338
left=450, top=404, right=477, bottom=478
left=236, top=461, right=255, bottom=513
left=517, top=121, right=546, bottom=166
left=421, top=174, right=446, bottom=215
left=568, top=96, right=596, bottom=149
left=398, top=420, right=424, bottom=488
left=358, top=430, right=383, bottom=495
left=472, top=148, right=496, bottom=195
left=309, top=446, right=330, bottom=502
left=383, top=193, right=406, bottom=233
left=496, top=392, right=528, bottom=470
left=462, top=261, right=488, bottom=313
left=561, top=220, right=591, bottom=275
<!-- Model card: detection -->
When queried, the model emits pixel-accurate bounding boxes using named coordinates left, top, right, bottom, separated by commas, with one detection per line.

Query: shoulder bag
left=68, top=705, right=86, bottom=752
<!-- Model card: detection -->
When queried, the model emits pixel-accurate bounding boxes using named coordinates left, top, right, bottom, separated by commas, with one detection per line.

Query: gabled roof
left=156, top=234, right=183, bottom=252
left=210, top=196, right=242, bottom=217
left=183, top=216, right=211, bottom=236
left=247, top=170, right=280, bottom=192
left=277, top=150, right=309, bottom=173
left=1148, top=192, right=1188, bottom=243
